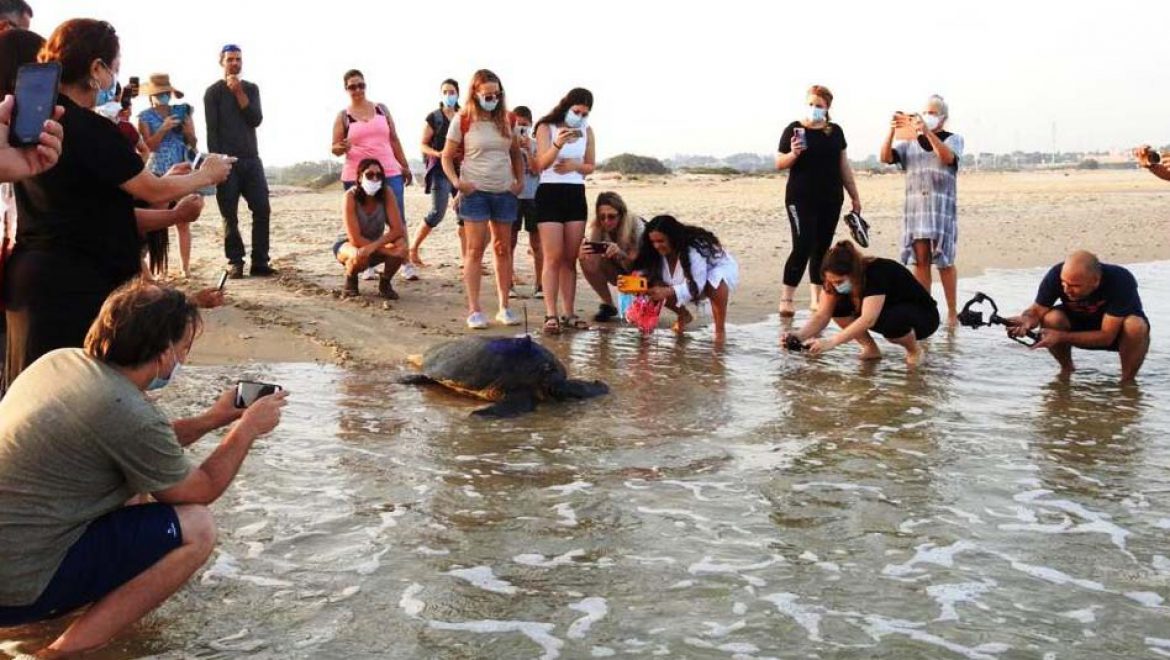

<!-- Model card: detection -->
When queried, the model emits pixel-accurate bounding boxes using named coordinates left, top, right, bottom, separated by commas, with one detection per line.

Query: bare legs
left=487, top=220, right=514, bottom=313
left=579, top=253, right=618, bottom=308
left=528, top=227, right=543, bottom=293
left=832, top=316, right=883, bottom=360
left=463, top=222, right=489, bottom=315
left=540, top=221, right=586, bottom=322
left=912, top=240, right=958, bottom=325
left=40, top=505, right=217, bottom=658
left=175, top=222, right=192, bottom=278
left=668, top=282, right=731, bottom=342
left=1039, top=309, right=1150, bottom=383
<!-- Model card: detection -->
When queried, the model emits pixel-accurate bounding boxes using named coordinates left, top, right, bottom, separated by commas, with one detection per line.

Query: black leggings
left=834, top=298, right=940, bottom=341
left=783, top=197, right=842, bottom=287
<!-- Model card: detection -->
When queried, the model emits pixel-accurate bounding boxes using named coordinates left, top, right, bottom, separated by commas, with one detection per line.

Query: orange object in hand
left=617, top=275, right=648, bottom=294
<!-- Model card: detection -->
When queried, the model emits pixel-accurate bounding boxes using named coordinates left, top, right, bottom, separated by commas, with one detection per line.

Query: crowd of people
left=0, top=1, right=1159, bottom=655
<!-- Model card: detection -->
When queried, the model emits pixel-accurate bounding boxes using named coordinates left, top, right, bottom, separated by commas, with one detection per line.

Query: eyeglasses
left=598, top=212, right=619, bottom=221
left=346, top=82, right=366, bottom=91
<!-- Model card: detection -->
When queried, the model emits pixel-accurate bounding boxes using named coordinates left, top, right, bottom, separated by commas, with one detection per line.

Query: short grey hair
left=927, top=94, right=949, bottom=118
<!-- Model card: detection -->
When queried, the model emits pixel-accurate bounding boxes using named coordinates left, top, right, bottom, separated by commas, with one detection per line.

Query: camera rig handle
left=957, top=292, right=1040, bottom=347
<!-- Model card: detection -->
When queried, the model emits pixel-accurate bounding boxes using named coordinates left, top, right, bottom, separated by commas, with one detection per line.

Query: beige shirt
left=0, top=349, right=191, bottom=605
left=446, top=117, right=515, bottom=193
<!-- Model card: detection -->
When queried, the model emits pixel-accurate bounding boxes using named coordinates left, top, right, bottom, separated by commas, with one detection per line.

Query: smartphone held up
left=9, top=62, right=60, bottom=148
left=234, top=381, right=282, bottom=409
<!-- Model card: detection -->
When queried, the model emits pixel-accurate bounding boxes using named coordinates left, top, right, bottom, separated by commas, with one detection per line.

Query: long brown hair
left=38, top=19, right=119, bottom=86
left=820, top=240, right=871, bottom=311
left=461, top=69, right=510, bottom=138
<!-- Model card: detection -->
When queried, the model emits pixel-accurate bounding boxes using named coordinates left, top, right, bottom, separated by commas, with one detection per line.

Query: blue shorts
left=0, top=503, right=183, bottom=626
left=459, top=190, right=518, bottom=223
left=1054, top=305, right=1149, bottom=352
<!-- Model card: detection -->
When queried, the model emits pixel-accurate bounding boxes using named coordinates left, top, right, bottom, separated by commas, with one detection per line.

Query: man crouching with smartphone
left=0, top=279, right=287, bottom=657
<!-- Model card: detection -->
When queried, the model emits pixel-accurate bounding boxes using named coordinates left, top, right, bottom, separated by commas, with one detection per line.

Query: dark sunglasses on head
left=347, top=82, right=367, bottom=91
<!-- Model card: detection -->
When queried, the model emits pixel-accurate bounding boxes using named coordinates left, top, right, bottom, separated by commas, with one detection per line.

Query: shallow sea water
left=4, top=262, right=1169, bottom=659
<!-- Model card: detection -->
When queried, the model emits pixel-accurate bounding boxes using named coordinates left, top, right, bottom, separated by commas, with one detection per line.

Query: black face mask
left=917, top=135, right=934, bottom=152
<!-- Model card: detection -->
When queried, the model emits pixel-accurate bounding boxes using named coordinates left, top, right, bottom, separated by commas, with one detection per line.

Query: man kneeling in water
left=1008, top=250, right=1150, bottom=384
left=0, top=280, right=287, bottom=656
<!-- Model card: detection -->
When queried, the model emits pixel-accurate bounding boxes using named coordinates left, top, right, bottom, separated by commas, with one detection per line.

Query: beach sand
left=179, top=169, right=1170, bottom=367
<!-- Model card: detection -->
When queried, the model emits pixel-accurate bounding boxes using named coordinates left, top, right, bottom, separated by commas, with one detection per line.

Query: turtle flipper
left=549, top=379, right=609, bottom=400
left=472, top=391, right=537, bottom=418
left=399, top=374, right=436, bottom=386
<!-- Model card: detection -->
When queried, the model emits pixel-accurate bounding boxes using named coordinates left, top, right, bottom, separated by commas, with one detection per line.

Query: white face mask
left=923, top=114, right=941, bottom=131
left=360, top=178, right=383, bottom=196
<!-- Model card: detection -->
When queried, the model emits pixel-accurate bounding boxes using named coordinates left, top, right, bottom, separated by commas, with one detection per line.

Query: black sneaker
left=227, top=263, right=244, bottom=279
left=250, top=263, right=278, bottom=277
left=593, top=303, right=619, bottom=322
left=378, top=276, right=399, bottom=300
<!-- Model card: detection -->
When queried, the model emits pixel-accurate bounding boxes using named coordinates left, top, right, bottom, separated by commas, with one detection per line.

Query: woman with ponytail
left=633, top=215, right=738, bottom=342
left=783, top=240, right=938, bottom=365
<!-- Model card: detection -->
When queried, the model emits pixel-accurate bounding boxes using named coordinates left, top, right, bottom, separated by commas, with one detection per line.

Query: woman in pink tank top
left=331, top=69, right=416, bottom=279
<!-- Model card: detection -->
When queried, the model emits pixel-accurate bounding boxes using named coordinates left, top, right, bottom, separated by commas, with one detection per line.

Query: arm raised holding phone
left=0, top=92, right=64, bottom=183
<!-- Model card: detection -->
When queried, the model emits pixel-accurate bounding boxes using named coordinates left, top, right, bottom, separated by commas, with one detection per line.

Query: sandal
left=542, top=315, right=561, bottom=335
left=778, top=298, right=796, bottom=318
left=561, top=314, right=589, bottom=331
left=593, top=303, right=618, bottom=322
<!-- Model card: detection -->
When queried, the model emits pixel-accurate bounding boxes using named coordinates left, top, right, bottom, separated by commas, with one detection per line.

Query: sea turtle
left=401, top=336, right=609, bottom=417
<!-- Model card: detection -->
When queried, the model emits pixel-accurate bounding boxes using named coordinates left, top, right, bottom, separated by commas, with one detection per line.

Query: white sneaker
left=467, top=311, right=489, bottom=330
left=402, top=263, right=420, bottom=281
left=496, top=308, right=521, bottom=326
left=361, top=266, right=378, bottom=281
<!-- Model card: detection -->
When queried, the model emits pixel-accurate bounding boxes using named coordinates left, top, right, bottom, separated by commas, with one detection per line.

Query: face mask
left=147, top=348, right=182, bottom=391
left=360, top=178, right=383, bottom=196
left=922, top=114, right=941, bottom=131
left=95, top=102, right=122, bottom=122
left=564, top=109, right=586, bottom=129
left=94, top=63, right=118, bottom=108
left=807, top=106, right=828, bottom=123
left=155, top=93, right=172, bottom=106
left=834, top=279, right=853, bottom=295
left=442, top=93, right=458, bottom=108
left=476, top=95, right=499, bottom=112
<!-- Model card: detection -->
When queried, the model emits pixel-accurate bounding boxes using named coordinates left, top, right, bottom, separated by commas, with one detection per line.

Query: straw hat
left=140, top=73, right=184, bottom=99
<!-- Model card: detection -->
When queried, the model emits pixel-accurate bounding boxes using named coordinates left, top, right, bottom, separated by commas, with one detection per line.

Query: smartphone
left=893, top=112, right=917, bottom=140
left=792, top=126, right=806, bottom=150
left=515, top=125, right=531, bottom=139
left=616, top=274, right=648, bottom=294
left=119, top=85, right=133, bottom=110
left=171, top=104, right=188, bottom=124
left=585, top=241, right=607, bottom=254
left=9, top=62, right=61, bottom=148
left=216, top=270, right=229, bottom=291
left=234, top=380, right=282, bottom=409
left=128, top=76, right=139, bottom=97
left=192, top=151, right=208, bottom=170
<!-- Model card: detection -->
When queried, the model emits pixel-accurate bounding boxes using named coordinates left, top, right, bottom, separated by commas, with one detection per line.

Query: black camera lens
left=1150, top=151, right=1162, bottom=165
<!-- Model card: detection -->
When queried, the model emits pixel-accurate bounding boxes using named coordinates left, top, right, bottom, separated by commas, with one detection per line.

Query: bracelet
left=553, top=141, right=564, bottom=149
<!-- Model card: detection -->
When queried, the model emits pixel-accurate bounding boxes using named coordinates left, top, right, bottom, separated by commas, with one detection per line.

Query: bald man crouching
left=1008, top=251, right=1150, bottom=383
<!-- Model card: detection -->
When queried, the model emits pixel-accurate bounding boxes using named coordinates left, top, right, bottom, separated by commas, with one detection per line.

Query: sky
left=33, top=0, right=1170, bottom=167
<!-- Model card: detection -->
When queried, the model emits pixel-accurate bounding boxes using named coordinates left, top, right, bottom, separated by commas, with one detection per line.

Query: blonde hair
left=808, top=84, right=834, bottom=123
left=588, top=192, right=639, bottom=251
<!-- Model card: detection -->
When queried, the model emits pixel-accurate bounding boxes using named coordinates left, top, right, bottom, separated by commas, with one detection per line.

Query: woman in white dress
left=634, top=215, right=738, bottom=342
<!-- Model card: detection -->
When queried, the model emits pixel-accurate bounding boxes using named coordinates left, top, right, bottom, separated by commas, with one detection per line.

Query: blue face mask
left=834, top=279, right=853, bottom=295
left=94, top=61, right=118, bottom=108
left=564, top=109, right=586, bottom=129
left=155, top=93, right=172, bottom=106
left=476, top=95, right=499, bottom=112
left=442, top=93, right=458, bottom=108
left=807, top=106, right=828, bottom=123
left=146, top=348, right=182, bottom=391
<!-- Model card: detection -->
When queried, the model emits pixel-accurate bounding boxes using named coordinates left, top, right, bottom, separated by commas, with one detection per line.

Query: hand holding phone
left=584, top=241, right=608, bottom=254
left=234, top=380, right=283, bottom=409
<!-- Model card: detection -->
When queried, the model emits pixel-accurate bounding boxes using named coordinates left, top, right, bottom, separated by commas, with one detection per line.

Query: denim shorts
left=0, top=503, right=183, bottom=626
left=459, top=190, right=518, bottom=223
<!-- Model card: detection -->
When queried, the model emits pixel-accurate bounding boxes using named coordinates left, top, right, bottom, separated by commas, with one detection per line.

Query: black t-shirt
left=1036, top=262, right=1146, bottom=325
left=778, top=121, right=847, bottom=202
left=14, top=94, right=144, bottom=284
left=862, top=258, right=936, bottom=309
left=426, top=108, right=452, bottom=152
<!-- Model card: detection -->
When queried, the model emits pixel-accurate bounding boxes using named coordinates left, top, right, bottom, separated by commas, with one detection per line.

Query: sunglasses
left=598, top=212, right=620, bottom=221
left=479, top=92, right=503, bottom=103
left=347, top=82, right=367, bottom=91
left=362, top=171, right=384, bottom=181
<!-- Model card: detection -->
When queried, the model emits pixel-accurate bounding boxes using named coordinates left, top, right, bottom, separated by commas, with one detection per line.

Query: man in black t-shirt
left=1009, top=250, right=1150, bottom=383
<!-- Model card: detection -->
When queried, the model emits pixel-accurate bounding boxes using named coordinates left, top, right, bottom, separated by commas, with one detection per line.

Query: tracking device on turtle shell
left=234, top=381, right=282, bottom=408
left=617, top=274, right=648, bottom=294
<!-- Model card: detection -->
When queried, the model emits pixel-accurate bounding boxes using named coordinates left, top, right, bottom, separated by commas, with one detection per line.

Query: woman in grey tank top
left=332, top=159, right=408, bottom=298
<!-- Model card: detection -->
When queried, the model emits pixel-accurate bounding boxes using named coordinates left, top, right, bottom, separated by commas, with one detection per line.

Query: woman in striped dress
left=880, top=95, right=964, bottom=326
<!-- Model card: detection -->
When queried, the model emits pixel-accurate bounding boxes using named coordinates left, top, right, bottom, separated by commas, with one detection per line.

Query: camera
left=234, top=380, right=282, bottom=408
left=784, top=335, right=806, bottom=352
left=1145, top=147, right=1162, bottom=165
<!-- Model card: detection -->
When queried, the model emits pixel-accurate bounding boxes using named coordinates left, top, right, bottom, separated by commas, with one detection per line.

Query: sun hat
left=140, top=73, right=184, bottom=99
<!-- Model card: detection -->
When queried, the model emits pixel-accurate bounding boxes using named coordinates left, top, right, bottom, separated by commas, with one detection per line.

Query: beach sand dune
left=180, top=169, right=1170, bottom=367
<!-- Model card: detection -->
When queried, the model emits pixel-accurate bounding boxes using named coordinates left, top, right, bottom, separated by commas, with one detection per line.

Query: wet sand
left=179, top=169, right=1170, bottom=367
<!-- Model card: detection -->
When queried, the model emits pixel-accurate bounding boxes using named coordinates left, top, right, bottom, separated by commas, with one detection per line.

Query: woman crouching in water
left=634, top=215, right=738, bottom=342
left=783, top=240, right=938, bottom=365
